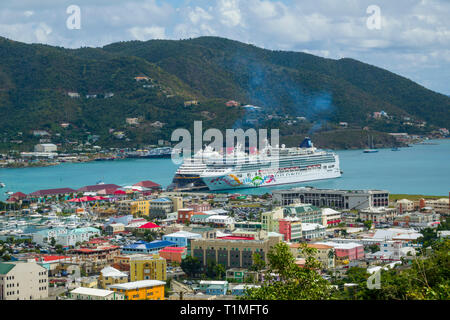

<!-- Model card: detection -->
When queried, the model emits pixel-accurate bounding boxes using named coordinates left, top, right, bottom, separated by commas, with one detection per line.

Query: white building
left=396, top=199, right=415, bottom=213
left=367, top=240, right=416, bottom=261
left=69, top=287, right=125, bottom=300
left=359, top=207, right=398, bottom=224
left=34, top=144, right=57, bottom=152
left=301, top=223, right=327, bottom=240
left=321, top=208, right=342, bottom=226
left=425, top=198, right=450, bottom=215
left=32, top=227, right=101, bottom=246
left=205, top=215, right=235, bottom=226
left=0, top=260, right=48, bottom=300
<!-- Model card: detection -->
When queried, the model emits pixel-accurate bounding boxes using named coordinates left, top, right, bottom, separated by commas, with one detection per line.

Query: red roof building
left=36, top=255, right=71, bottom=263
left=159, top=247, right=187, bottom=263
left=138, top=222, right=161, bottom=229
left=77, top=184, right=121, bottom=192
left=133, top=180, right=161, bottom=190
left=29, top=188, right=76, bottom=197
left=10, top=192, right=27, bottom=199
left=7, top=192, right=28, bottom=202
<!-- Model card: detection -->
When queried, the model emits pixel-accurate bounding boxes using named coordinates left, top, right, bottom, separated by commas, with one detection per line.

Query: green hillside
left=0, top=36, right=449, bottom=151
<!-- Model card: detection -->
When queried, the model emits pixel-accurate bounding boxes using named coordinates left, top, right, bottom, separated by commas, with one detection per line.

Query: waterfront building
left=0, top=260, right=48, bottom=300
left=424, top=198, right=450, bottom=215
left=191, top=234, right=282, bottom=269
left=396, top=199, right=415, bottom=213
left=129, top=254, right=167, bottom=281
left=34, top=144, right=57, bottom=153
left=97, top=266, right=129, bottom=289
left=28, top=188, right=76, bottom=202
left=273, top=187, right=389, bottom=209
left=69, top=287, right=125, bottom=300
left=133, top=180, right=162, bottom=191
left=109, top=280, right=166, bottom=300
left=77, top=184, right=121, bottom=193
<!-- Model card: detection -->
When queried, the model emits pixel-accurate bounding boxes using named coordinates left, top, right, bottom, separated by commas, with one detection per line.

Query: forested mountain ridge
left=0, top=36, right=448, bottom=151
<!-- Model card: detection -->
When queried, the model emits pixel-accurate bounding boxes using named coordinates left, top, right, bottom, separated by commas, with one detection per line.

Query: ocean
left=1, top=139, right=449, bottom=200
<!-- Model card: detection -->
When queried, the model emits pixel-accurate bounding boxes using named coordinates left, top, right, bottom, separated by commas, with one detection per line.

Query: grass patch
left=390, top=194, right=447, bottom=201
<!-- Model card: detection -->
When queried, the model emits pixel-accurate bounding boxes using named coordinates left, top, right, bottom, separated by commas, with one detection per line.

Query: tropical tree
left=241, top=242, right=333, bottom=300
left=249, top=252, right=266, bottom=272
left=363, top=220, right=373, bottom=230
left=214, top=263, right=226, bottom=280
left=180, top=256, right=202, bottom=278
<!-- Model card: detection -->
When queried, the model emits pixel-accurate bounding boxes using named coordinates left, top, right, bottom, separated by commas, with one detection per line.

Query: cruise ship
left=170, top=138, right=341, bottom=191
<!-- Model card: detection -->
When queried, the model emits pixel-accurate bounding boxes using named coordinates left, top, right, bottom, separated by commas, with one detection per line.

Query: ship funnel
left=299, top=137, right=313, bottom=148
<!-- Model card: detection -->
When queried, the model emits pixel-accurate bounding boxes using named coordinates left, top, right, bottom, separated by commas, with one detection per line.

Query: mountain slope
left=0, top=36, right=449, bottom=151
left=103, top=37, right=450, bottom=127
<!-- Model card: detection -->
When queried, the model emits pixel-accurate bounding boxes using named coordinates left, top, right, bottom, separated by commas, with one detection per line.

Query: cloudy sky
left=0, top=0, right=449, bottom=95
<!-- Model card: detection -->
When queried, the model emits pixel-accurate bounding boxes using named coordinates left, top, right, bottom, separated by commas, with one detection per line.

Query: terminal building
left=272, top=187, right=389, bottom=210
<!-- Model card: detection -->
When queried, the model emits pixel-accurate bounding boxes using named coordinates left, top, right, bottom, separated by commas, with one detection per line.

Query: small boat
left=391, top=147, right=400, bottom=151
left=363, top=135, right=378, bottom=153
left=0, top=182, right=5, bottom=188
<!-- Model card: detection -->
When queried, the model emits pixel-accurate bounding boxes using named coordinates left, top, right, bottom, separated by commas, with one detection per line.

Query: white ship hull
left=202, top=165, right=341, bottom=191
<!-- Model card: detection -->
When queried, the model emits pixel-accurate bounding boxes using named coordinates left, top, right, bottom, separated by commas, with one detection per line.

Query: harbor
left=1, top=139, right=449, bottom=201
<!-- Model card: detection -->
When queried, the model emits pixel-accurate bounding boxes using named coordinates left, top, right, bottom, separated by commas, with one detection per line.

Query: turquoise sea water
left=0, top=139, right=449, bottom=200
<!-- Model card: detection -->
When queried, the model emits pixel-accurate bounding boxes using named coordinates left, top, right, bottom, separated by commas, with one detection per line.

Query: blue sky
left=0, top=0, right=449, bottom=95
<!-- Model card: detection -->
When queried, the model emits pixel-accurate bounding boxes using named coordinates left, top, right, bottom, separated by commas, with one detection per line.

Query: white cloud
left=128, top=26, right=166, bottom=40
left=0, top=0, right=448, bottom=94
left=188, top=6, right=213, bottom=24
left=218, top=0, right=242, bottom=27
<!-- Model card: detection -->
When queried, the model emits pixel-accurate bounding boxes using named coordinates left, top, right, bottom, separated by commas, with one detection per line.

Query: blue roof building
left=121, top=240, right=177, bottom=254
